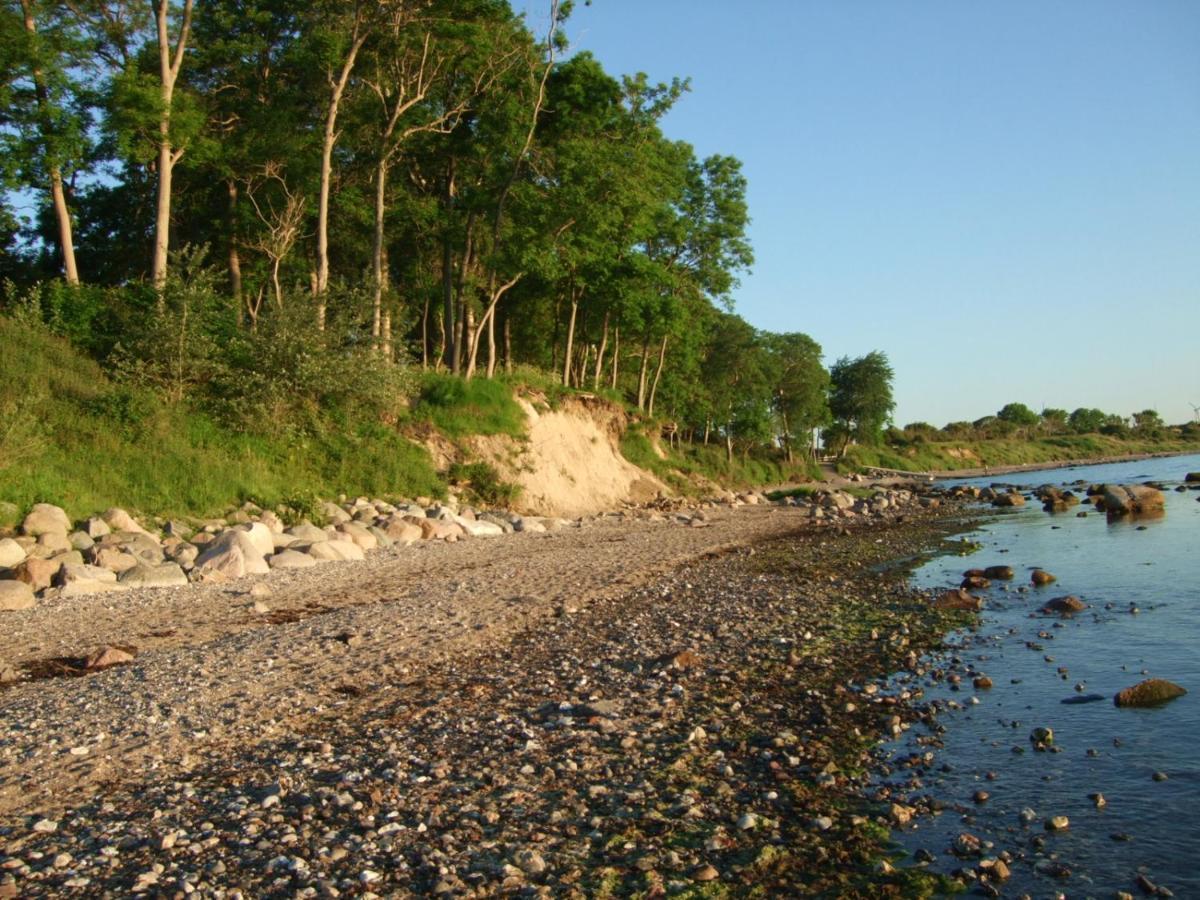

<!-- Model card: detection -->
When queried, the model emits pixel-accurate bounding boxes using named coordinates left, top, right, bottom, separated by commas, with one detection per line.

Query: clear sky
left=522, top=0, right=1200, bottom=427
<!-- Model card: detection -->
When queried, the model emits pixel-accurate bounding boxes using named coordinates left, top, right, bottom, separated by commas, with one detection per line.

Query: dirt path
left=0, top=506, right=807, bottom=818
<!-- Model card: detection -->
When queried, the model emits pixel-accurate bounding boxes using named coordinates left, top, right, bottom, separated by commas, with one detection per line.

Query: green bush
left=448, top=461, right=521, bottom=507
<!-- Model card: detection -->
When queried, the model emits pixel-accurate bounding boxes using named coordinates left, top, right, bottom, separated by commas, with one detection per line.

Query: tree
left=150, top=0, right=195, bottom=290
left=1067, top=407, right=1107, bottom=434
left=1040, top=407, right=1067, bottom=434
left=765, top=331, right=829, bottom=460
left=997, top=401, right=1039, bottom=438
left=829, top=351, right=894, bottom=452
left=5, top=0, right=92, bottom=284
left=1131, top=409, right=1163, bottom=437
left=997, top=402, right=1039, bottom=428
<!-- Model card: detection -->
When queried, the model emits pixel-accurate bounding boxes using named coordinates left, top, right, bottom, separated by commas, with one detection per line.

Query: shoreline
left=925, top=448, right=1199, bottom=481
left=0, top=503, right=979, bottom=897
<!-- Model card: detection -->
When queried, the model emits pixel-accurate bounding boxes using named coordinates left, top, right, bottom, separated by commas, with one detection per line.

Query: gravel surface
left=0, top=501, right=974, bottom=897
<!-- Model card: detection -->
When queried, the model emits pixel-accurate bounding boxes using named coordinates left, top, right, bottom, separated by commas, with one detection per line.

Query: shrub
left=448, top=461, right=521, bottom=507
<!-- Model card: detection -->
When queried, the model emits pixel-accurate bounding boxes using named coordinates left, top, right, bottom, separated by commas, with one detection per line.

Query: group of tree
left=2, top=0, right=857, bottom=463
left=896, top=404, right=1180, bottom=444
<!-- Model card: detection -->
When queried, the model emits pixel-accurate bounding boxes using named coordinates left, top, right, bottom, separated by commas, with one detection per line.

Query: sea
left=885, top=453, right=1200, bottom=898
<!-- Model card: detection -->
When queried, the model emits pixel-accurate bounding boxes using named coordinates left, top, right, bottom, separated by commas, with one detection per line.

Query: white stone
left=0, top=537, right=26, bottom=568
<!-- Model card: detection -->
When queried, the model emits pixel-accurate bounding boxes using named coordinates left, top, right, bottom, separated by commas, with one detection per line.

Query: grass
left=842, top=434, right=1200, bottom=474
left=0, top=317, right=444, bottom=521
left=408, top=371, right=527, bottom=439
left=621, top=425, right=824, bottom=494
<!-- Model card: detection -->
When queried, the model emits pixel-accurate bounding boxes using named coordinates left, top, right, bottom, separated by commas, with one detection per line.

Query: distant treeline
left=893, top=403, right=1197, bottom=445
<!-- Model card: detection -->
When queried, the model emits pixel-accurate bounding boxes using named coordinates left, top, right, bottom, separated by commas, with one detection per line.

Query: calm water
left=886, top=454, right=1200, bottom=897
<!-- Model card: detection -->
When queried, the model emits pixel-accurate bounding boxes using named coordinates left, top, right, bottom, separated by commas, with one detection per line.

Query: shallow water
left=886, top=453, right=1200, bottom=897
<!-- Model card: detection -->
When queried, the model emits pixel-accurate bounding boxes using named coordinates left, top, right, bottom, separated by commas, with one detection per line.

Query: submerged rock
left=1041, top=595, right=1088, bottom=615
left=1030, top=569, right=1056, bottom=586
left=1113, top=678, right=1187, bottom=708
left=1101, top=484, right=1165, bottom=517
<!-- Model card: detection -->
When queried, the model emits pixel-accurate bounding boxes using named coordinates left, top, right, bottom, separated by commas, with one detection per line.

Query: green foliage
left=0, top=312, right=443, bottom=519
left=997, top=401, right=1040, bottom=428
left=410, top=372, right=527, bottom=438
left=829, top=351, right=895, bottom=450
left=447, top=461, right=521, bottom=507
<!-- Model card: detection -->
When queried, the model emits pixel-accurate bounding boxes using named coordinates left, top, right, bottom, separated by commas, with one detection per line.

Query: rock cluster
left=0, top=500, right=571, bottom=608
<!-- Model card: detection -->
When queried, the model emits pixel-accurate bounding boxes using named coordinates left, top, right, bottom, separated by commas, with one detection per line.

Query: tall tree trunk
left=421, top=288, right=432, bottom=369
left=502, top=312, right=512, bottom=373
left=441, top=235, right=455, bottom=371
left=21, top=0, right=79, bottom=285
left=382, top=311, right=393, bottom=362
left=226, top=180, right=242, bottom=303
left=315, top=22, right=369, bottom=327
left=485, top=300, right=496, bottom=377
left=636, top=337, right=651, bottom=410
left=610, top=324, right=620, bottom=390
left=151, top=0, right=194, bottom=293
left=561, top=287, right=579, bottom=386
left=592, top=311, right=609, bottom=390
left=726, top=425, right=734, bottom=464
left=371, top=157, right=389, bottom=348
left=703, top=419, right=710, bottom=445
left=647, top=334, right=668, bottom=417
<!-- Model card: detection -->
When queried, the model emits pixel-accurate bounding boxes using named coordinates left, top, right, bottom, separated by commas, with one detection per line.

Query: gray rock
left=267, top=549, right=319, bottom=570
left=68, top=531, right=95, bottom=551
left=83, top=516, right=111, bottom=538
left=119, top=563, right=189, bottom=588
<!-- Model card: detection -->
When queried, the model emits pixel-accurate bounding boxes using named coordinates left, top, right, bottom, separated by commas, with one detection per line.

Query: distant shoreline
left=927, top=449, right=1199, bottom=481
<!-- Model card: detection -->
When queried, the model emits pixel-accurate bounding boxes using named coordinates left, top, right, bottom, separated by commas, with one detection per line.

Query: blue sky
left=523, top=0, right=1200, bottom=427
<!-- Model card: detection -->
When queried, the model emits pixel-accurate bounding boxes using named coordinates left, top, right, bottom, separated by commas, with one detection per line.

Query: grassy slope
left=843, top=434, right=1200, bottom=474
left=0, top=318, right=443, bottom=522
left=620, top=428, right=824, bottom=495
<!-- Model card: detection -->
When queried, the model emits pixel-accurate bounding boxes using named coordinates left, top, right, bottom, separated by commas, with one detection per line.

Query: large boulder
left=56, top=564, right=128, bottom=597
left=320, top=502, right=351, bottom=524
left=1102, top=484, right=1165, bottom=516
left=82, top=516, right=111, bottom=538
left=0, top=537, right=26, bottom=569
left=286, top=522, right=329, bottom=543
left=36, top=531, right=73, bottom=555
left=109, top=532, right=165, bottom=565
left=382, top=517, right=423, bottom=544
left=0, top=580, right=35, bottom=611
left=403, top=515, right=463, bottom=541
left=338, top=522, right=379, bottom=551
left=236, top=522, right=276, bottom=558
left=453, top=515, right=504, bottom=537
left=103, top=507, right=154, bottom=538
left=192, top=529, right=270, bottom=581
left=1114, top=679, right=1187, bottom=707
left=267, top=549, right=319, bottom=569
left=118, top=563, right=189, bottom=588
left=13, top=557, right=61, bottom=592
left=21, top=503, right=72, bottom=537
left=87, top=546, right=139, bottom=574
left=307, top=539, right=365, bottom=562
